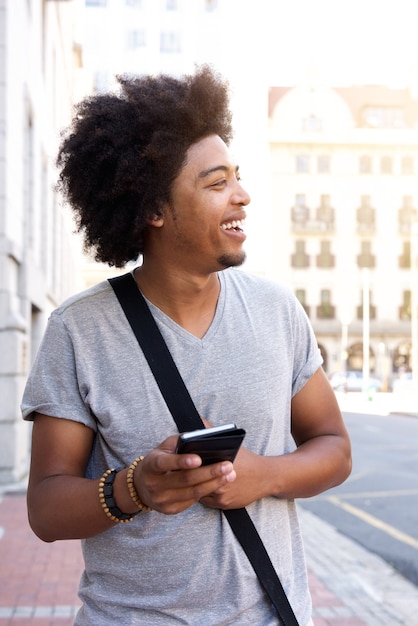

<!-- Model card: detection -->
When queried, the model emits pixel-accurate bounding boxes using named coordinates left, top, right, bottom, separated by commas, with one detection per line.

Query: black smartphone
left=176, top=423, right=246, bottom=465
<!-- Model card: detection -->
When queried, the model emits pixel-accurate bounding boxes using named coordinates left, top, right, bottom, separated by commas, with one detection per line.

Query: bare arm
left=27, top=414, right=236, bottom=542
left=200, top=367, right=352, bottom=509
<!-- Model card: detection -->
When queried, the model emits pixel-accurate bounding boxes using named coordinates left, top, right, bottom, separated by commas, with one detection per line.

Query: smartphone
left=176, top=423, right=246, bottom=465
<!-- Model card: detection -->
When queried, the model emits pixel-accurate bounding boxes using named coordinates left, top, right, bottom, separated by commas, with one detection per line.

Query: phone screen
left=176, top=424, right=245, bottom=465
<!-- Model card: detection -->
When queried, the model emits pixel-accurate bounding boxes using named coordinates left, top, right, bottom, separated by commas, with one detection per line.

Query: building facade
left=268, top=83, right=418, bottom=387
left=0, top=0, right=84, bottom=483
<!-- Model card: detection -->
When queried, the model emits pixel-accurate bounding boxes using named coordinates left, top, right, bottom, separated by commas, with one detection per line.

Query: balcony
left=356, top=305, right=376, bottom=320
left=357, top=254, right=375, bottom=268
left=398, top=255, right=411, bottom=269
left=291, top=253, right=310, bottom=268
left=292, top=219, right=334, bottom=234
left=357, top=206, right=375, bottom=235
left=316, top=253, right=335, bottom=268
left=316, top=304, right=335, bottom=319
left=399, top=305, right=411, bottom=321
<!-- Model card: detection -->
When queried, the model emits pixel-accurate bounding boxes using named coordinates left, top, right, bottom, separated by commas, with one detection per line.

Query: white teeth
left=221, top=220, right=245, bottom=231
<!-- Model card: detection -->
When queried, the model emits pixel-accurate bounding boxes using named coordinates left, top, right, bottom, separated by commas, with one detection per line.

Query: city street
left=301, top=405, right=418, bottom=585
left=1, top=393, right=418, bottom=625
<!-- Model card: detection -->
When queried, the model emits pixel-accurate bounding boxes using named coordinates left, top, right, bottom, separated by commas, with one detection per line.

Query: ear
left=146, top=213, right=164, bottom=227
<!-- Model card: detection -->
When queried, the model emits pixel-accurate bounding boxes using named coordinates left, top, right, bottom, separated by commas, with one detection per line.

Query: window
left=357, top=241, right=375, bottom=268
left=398, top=196, right=418, bottom=233
left=302, top=115, right=322, bottom=132
left=86, top=0, right=107, bottom=6
left=295, top=289, right=310, bottom=317
left=317, top=155, right=330, bottom=173
left=357, top=290, right=376, bottom=320
left=165, top=0, right=177, bottom=8
left=380, top=156, right=393, bottom=174
left=399, top=291, right=411, bottom=320
left=317, top=241, right=335, bottom=268
left=291, top=240, right=309, bottom=268
left=296, top=155, right=310, bottom=173
left=23, top=113, right=34, bottom=251
left=403, top=195, right=414, bottom=209
left=126, top=29, right=146, bottom=50
left=393, top=342, right=412, bottom=371
left=357, top=195, right=375, bottom=232
left=362, top=107, right=405, bottom=128
left=125, top=0, right=142, bottom=7
left=401, top=156, right=414, bottom=175
left=160, top=32, right=181, bottom=53
left=93, top=69, right=111, bottom=93
left=291, top=194, right=309, bottom=227
left=359, top=155, right=372, bottom=174
left=317, top=289, right=335, bottom=319
left=398, top=241, right=411, bottom=268
left=316, top=194, right=334, bottom=228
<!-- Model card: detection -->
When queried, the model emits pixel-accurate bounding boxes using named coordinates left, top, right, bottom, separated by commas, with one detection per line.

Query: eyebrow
left=198, top=164, right=240, bottom=179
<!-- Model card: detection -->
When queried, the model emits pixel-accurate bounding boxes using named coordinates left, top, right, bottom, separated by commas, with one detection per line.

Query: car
left=329, top=370, right=383, bottom=392
left=392, top=372, right=416, bottom=392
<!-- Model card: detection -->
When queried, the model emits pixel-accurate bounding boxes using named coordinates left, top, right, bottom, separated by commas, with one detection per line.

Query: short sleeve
left=291, top=297, right=323, bottom=397
left=21, top=311, right=97, bottom=431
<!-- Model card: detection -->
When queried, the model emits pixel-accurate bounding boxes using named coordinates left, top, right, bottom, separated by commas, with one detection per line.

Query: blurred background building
left=0, top=0, right=86, bottom=482
left=269, top=83, right=418, bottom=384
left=1, top=0, right=417, bottom=484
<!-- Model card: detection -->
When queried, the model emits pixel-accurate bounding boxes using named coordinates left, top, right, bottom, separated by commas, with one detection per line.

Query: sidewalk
left=1, top=488, right=417, bottom=625
left=299, top=507, right=418, bottom=626
left=334, top=390, right=418, bottom=419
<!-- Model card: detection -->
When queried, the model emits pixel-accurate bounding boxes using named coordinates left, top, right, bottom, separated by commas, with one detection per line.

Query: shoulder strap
left=109, top=272, right=299, bottom=626
left=109, top=274, right=203, bottom=432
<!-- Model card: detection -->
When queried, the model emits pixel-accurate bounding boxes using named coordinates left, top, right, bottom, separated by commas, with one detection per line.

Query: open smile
left=220, top=219, right=245, bottom=233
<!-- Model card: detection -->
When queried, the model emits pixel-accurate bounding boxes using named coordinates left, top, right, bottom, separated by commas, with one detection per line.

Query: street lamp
left=411, top=222, right=418, bottom=387
left=340, top=312, right=351, bottom=377
left=362, top=268, right=370, bottom=392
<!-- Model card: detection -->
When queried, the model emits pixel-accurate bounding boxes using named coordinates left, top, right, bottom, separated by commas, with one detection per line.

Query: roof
left=268, top=84, right=418, bottom=128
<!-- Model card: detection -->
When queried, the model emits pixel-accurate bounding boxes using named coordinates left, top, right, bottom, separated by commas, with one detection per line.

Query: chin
left=217, top=252, right=246, bottom=269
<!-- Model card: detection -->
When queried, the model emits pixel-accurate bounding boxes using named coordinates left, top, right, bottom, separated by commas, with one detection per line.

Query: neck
left=133, top=262, right=221, bottom=338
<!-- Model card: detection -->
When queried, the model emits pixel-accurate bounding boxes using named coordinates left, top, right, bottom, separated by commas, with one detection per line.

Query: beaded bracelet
left=126, top=456, right=153, bottom=512
left=98, top=468, right=140, bottom=523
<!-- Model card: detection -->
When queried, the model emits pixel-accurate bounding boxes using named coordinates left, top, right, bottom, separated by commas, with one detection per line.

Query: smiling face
left=157, top=134, right=251, bottom=275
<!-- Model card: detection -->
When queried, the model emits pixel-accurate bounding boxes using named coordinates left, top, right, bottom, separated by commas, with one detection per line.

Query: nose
left=234, top=180, right=251, bottom=207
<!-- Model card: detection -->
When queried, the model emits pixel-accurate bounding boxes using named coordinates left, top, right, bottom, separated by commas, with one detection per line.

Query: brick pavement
left=0, top=493, right=82, bottom=626
left=300, top=508, right=418, bottom=626
left=1, top=491, right=416, bottom=625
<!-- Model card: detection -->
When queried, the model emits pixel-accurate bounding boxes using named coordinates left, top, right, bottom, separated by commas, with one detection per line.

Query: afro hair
left=56, top=65, right=233, bottom=267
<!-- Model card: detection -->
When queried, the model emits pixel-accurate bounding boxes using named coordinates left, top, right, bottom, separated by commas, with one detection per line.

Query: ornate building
left=268, top=83, right=418, bottom=386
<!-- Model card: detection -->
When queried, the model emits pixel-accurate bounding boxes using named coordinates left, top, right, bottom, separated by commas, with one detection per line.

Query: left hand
left=199, top=445, right=267, bottom=510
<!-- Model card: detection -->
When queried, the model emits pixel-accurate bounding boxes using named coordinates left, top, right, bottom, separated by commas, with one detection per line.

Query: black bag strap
left=109, top=272, right=299, bottom=626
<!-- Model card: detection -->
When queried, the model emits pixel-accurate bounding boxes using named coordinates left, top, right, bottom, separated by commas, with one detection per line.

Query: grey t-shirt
left=22, top=268, right=322, bottom=626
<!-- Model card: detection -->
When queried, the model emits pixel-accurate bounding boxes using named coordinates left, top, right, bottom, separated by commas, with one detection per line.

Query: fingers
left=155, top=463, right=236, bottom=514
left=147, top=467, right=236, bottom=514
left=134, top=440, right=237, bottom=515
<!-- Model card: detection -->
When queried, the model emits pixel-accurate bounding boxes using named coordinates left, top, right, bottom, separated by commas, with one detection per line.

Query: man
left=22, top=65, right=351, bottom=625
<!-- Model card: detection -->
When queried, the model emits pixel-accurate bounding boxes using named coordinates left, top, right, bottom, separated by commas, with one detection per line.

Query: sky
left=82, top=0, right=418, bottom=90
left=260, top=0, right=418, bottom=88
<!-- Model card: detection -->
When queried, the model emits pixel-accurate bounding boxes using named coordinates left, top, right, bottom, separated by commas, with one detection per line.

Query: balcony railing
left=292, top=219, right=334, bottom=234
left=356, top=305, right=376, bottom=320
left=316, top=304, right=335, bottom=319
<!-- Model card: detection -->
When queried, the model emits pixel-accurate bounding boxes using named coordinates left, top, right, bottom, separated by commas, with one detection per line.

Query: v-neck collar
left=141, top=272, right=226, bottom=347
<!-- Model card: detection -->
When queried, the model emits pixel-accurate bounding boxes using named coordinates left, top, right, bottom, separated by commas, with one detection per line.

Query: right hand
left=133, top=435, right=237, bottom=514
